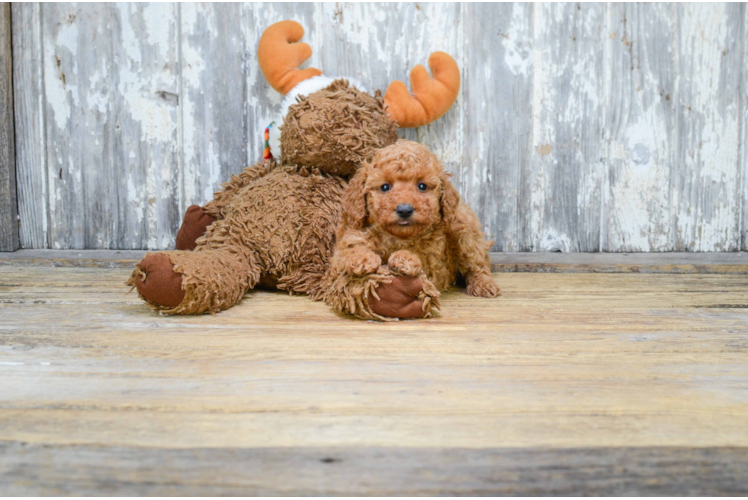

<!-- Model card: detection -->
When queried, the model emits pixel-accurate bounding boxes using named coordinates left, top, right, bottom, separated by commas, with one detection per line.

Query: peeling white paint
left=501, top=3, right=531, bottom=77
left=13, top=3, right=748, bottom=251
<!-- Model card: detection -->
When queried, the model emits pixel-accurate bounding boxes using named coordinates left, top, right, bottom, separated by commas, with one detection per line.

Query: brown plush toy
left=128, top=20, right=460, bottom=318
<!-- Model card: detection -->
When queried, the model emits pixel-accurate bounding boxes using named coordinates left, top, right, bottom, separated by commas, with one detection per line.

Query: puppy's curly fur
left=325, top=140, right=500, bottom=319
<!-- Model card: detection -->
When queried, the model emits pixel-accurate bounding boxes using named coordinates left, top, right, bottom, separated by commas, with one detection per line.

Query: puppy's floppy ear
left=440, top=171, right=461, bottom=228
left=342, top=166, right=369, bottom=229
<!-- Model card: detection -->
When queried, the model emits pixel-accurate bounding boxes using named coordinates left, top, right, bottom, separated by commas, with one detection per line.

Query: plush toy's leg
left=173, top=162, right=277, bottom=252
left=325, top=266, right=440, bottom=321
left=175, top=205, right=217, bottom=251
left=128, top=247, right=261, bottom=315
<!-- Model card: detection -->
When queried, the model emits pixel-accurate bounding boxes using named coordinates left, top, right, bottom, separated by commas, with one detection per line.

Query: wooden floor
left=1, top=254, right=748, bottom=495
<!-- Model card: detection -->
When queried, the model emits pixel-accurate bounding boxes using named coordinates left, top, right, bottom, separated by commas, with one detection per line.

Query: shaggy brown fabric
left=128, top=80, right=430, bottom=318
left=175, top=205, right=217, bottom=251
left=129, top=164, right=347, bottom=314
left=324, top=265, right=440, bottom=322
left=324, top=140, right=499, bottom=320
left=280, top=80, right=398, bottom=176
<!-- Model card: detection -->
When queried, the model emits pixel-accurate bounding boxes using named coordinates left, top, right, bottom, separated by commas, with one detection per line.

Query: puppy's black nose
left=395, top=204, right=415, bottom=219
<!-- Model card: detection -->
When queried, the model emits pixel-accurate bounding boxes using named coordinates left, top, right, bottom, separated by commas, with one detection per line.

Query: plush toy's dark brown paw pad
left=370, top=275, right=427, bottom=319
left=175, top=205, right=216, bottom=251
left=134, top=254, right=185, bottom=308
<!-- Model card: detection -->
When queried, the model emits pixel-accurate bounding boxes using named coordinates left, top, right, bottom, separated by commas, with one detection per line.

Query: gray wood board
left=1, top=443, right=747, bottom=496
left=11, top=3, right=748, bottom=252
left=740, top=6, right=748, bottom=250
left=0, top=3, right=17, bottom=251
left=673, top=4, right=744, bottom=251
left=12, top=3, right=47, bottom=249
left=464, top=3, right=533, bottom=252
left=604, top=3, right=677, bottom=252
left=2, top=249, right=748, bottom=274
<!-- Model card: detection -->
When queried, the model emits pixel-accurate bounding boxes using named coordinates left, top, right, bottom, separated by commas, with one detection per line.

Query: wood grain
left=673, top=3, right=744, bottom=251
left=36, top=4, right=181, bottom=249
left=2, top=443, right=747, bottom=495
left=0, top=3, right=17, bottom=252
left=605, top=4, right=676, bottom=252
left=3, top=249, right=748, bottom=274
left=528, top=3, right=605, bottom=252
left=463, top=4, right=532, bottom=252
left=742, top=5, right=748, bottom=252
left=0, top=265, right=747, bottom=493
left=10, top=3, right=748, bottom=252
left=11, top=3, right=47, bottom=249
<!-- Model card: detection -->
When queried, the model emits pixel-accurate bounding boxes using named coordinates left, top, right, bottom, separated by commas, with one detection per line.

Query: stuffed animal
left=127, top=20, right=460, bottom=318
left=325, top=140, right=500, bottom=321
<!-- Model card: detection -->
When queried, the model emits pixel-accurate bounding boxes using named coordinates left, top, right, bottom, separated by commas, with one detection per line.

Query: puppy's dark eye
left=417, top=183, right=428, bottom=192
left=380, top=184, right=391, bottom=193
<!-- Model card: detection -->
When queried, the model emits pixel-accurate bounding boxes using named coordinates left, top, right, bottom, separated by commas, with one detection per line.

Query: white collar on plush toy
left=267, top=75, right=367, bottom=161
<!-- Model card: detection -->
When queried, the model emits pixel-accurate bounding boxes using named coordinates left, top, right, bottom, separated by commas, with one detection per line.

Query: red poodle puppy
left=326, top=140, right=500, bottom=320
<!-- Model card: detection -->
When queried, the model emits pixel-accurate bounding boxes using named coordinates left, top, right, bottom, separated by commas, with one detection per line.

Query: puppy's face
left=363, top=146, right=444, bottom=239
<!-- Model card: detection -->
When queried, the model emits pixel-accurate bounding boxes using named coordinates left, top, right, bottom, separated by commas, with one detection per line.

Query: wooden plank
left=9, top=3, right=748, bottom=253
left=0, top=267, right=748, bottom=494
left=11, top=3, right=47, bottom=249
left=2, top=443, right=747, bottom=496
left=0, top=249, right=145, bottom=268
left=0, top=3, right=17, bottom=252
left=110, top=3, right=181, bottom=250
left=743, top=5, right=748, bottom=251
left=528, top=3, right=605, bottom=252
left=41, top=4, right=101, bottom=248
left=604, top=4, right=676, bottom=252
left=490, top=251, right=748, bottom=274
left=2, top=249, right=748, bottom=274
left=463, top=4, right=532, bottom=252
left=179, top=3, right=247, bottom=211
left=673, top=3, right=743, bottom=251
left=40, top=4, right=180, bottom=249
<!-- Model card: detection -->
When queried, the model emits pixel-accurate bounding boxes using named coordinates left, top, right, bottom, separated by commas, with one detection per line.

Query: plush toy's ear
left=384, top=52, right=460, bottom=128
left=258, top=20, right=322, bottom=94
left=341, top=167, right=369, bottom=230
left=440, top=171, right=461, bottom=229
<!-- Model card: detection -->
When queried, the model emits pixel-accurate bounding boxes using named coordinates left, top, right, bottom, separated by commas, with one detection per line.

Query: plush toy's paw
left=387, top=250, right=422, bottom=276
left=466, top=273, right=501, bottom=298
left=370, top=274, right=440, bottom=319
left=370, top=275, right=425, bottom=318
left=175, top=205, right=216, bottom=251
left=132, top=254, right=186, bottom=308
left=346, top=252, right=382, bottom=276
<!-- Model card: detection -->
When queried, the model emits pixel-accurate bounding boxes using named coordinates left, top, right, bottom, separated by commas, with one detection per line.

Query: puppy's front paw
left=387, top=250, right=422, bottom=276
left=346, top=252, right=382, bottom=276
left=466, top=273, right=501, bottom=298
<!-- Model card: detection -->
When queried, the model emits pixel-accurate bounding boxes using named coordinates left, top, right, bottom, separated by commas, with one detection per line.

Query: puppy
left=327, top=140, right=500, bottom=318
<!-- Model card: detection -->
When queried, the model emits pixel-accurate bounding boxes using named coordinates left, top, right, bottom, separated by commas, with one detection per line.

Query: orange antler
left=258, top=20, right=322, bottom=95
left=384, top=52, right=460, bottom=128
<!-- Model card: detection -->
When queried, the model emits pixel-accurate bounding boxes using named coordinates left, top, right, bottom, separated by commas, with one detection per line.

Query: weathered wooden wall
left=0, top=3, right=18, bottom=251
left=11, top=3, right=748, bottom=251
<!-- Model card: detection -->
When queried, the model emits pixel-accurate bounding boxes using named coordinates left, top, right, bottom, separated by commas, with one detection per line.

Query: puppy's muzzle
left=395, top=204, right=415, bottom=219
